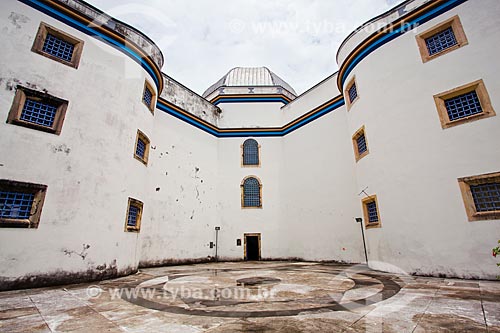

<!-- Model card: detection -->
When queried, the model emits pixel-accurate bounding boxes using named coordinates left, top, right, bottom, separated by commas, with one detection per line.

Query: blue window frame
left=136, top=138, right=146, bottom=159
left=20, top=99, right=58, bottom=128
left=42, top=33, right=75, bottom=62
left=243, top=177, right=261, bottom=208
left=348, top=83, right=358, bottom=104
left=444, top=91, right=483, bottom=121
left=366, top=201, right=379, bottom=223
left=356, top=134, right=367, bottom=155
left=425, top=27, right=457, bottom=56
left=0, top=191, right=35, bottom=219
left=470, top=183, right=500, bottom=212
left=243, top=139, right=259, bottom=166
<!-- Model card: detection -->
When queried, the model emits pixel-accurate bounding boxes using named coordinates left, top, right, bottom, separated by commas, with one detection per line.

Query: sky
left=86, top=0, right=406, bottom=96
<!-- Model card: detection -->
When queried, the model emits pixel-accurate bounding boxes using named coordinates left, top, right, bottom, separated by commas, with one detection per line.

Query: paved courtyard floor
left=1, top=261, right=499, bottom=332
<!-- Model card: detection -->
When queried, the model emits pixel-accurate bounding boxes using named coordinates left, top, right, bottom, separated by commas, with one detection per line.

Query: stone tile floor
left=1, top=262, right=499, bottom=332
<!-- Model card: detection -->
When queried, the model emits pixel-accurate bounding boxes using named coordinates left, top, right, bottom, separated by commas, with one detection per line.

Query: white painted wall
left=0, top=1, right=156, bottom=284
left=343, top=0, right=500, bottom=278
left=217, top=102, right=284, bottom=128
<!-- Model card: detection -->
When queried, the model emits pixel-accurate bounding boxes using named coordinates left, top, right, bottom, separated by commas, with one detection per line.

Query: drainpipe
left=215, top=226, right=220, bottom=262
left=355, top=218, right=369, bottom=265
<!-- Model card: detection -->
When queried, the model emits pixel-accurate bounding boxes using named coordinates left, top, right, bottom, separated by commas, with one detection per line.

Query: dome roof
left=203, top=67, right=297, bottom=98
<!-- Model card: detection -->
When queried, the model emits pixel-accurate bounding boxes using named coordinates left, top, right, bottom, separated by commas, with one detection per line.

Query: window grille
left=0, top=191, right=35, bottom=219
left=243, top=139, right=259, bottom=165
left=366, top=201, right=379, bottom=223
left=42, top=33, right=75, bottom=62
left=444, top=91, right=482, bottom=121
left=20, top=99, right=57, bottom=128
left=143, top=87, right=153, bottom=107
left=470, top=183, right=500, bottom=212
left=136, top=138, right=146, bottom=159
left=348, top=83, right=358, bottom=103
left=127, top=205, right=139, bottom=227
left=243, top=178, right=261, bottom=207
left=356, top=134, right=367, bottom=155
left=425, top=27, right=457, bottom=56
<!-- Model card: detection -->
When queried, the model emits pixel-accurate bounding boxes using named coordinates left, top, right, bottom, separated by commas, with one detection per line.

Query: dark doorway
left=245, top=234, right=260, bottom=261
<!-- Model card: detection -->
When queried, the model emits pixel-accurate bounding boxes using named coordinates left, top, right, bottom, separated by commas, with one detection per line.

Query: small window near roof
left=458, top=172, right=500, bottom=222
left=125, top=198, right=143, bottom=232
left=134, top=130, right=150, bottom=166
left=242, top=139, right=260, bottom=167
left=0, top=180, right=47, bottom=229
left=142, top=81, right=156, bottom=114
left=241, top=177, right=262, bottom=208
left=352, top=126, right=369, bottom=162
left=32, top=22, right=84, bottom=68
left=433, top=79, right=495, bottom=129
left=7, top=86, right=68, bottom=135
left=344, top=76, right=359, bottom=110
left=416, top=15, right=468, bottom=63
left=362, top=195, right=381, bottom=229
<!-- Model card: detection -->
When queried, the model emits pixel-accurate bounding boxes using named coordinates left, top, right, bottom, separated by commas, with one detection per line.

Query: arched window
left=242, top=139, right=260, bottom=166
left=241, top=177, right=262, bottom=208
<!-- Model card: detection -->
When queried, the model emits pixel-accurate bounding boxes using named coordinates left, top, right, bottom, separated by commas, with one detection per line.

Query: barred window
left=125, top=198, right=143, bottom=232
left=243, top=139, right=260, bottom=166
left=352, top=126, right=369, bottom=162
left=32, top=22, right=84, bottom=68
left=242, top=177, right=262, bottom=208
left=444, top=91, right=482, bottom=121
left=42, top=33, right=75, bottom=62
left=362, top=195, right=381, bottom=229
left=142, top=81, right=156, bottom=114
left=134, top=130, right=150, bottom=166
left=425, top=27, right=457, bottom=56
left=458, top=172, right=500, bottom=222
left=434, top=79, right=495, bottom=129
left=7, top=86, right=68, bottom=135
left=348, top=83, right=358, bottom=104
left=416, top=16, right=468, bottom=63
left=0, top=180, right=47, bottom=229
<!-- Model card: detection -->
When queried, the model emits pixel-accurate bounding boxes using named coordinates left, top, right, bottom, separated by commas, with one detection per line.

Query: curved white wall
left=0, top=1, right=156, bottom=287
left=343, top=0, right=500, bottom=278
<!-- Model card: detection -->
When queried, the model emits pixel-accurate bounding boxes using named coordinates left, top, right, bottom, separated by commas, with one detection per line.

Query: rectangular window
left=125, top=198, right=143, bottom=232
left=348, top=83, right=358, bottom=104
left=142, top=80, right=156, bottom=114
left=362, top=195, right=381, bottom=229
left=345, top=76, right=359, bottom=110
left=416, top=15, right=468, bottom=63
left=0, top=180, right=47, bottom=229
left=458, top=172, right=500, bottom=222
left=134, top=130, right=150, bottom=166
left=352, top=126, right=369, bottom=162
left=32, top=22, right=84, bottom=68
left=7, top=86, right=68, bottom=135
left=434, top=79, right=495, bottom=129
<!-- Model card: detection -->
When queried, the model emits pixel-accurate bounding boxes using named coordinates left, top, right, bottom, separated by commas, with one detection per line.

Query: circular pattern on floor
left=121, top=263, right=402, bottom=318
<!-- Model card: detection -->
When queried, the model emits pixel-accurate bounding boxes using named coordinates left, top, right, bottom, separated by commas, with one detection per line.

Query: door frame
left=244, top=233, right=261, bottom=260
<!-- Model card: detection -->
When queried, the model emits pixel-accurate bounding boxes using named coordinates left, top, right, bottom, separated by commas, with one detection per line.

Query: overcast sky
left=86, top=0, right=405, bottom=95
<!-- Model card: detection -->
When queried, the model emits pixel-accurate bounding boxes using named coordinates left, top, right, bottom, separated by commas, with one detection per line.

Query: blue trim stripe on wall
left=20, top=0, right=162, bottom=91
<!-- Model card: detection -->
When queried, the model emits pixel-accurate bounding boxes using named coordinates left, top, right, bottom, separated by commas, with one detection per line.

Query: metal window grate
left=445, top=91, right=482, bottom=121
left=366, top=201, right=379, bottom=223
left=127, top=205, right=139, bottom=227
left=425, top=27, right=458, bottom=56
left=143, top=87, right=153, bottom=107
left=356, top=134, right=367, bottom=155
left=42, top=34, right=75, bottom=62
left=20, top=99, right=57, bottom=128
left=136, top=138, right=146, bottom=159
left=0, top=191, right=35, bottom=219
left=348, top=83, right=358, bottom=103
left=470, top=183, right=500, bottom=212
left=243, top=139, right=259, bottom=165
left=243, top=178, right=261, bottom=207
